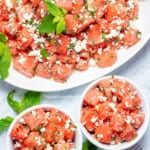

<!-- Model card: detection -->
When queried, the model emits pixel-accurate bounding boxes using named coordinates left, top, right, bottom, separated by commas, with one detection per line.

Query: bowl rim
left=7, top=104, right=83, bottom=150
left=78, top=75, right=150, bottom=150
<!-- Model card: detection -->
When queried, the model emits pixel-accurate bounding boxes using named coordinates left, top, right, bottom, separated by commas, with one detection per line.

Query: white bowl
left=79, top=75, right=150, bottom=150
left=7, top=104, right=83, bottom=150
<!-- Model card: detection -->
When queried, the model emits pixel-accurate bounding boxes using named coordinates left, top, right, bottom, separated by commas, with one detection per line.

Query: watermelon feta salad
left=10, top=107, right=77, bottom=150
left=80, top=77, right=145, bottom=144
left=0, top=0, right=141, bottom=82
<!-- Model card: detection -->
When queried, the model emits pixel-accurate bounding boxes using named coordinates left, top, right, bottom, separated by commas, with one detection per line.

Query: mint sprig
left=0, top=116, right=14, bottom=133
left=7, top=90, right=41, bottom=114
left=38, top=0, right=67, bottom=34
left=0, top=90, right=42, bottom=134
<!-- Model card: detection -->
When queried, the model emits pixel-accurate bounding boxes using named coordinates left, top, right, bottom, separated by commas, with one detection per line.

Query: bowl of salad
left=79, top=75, right=149, bottom=150
left=7, top=104, right=83, bottom=150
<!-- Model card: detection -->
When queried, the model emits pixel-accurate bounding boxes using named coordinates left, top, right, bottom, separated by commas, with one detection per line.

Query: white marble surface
left=0, top=40, right=150, bottom=150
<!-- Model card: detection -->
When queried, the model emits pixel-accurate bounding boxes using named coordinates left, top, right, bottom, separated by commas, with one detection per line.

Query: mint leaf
left=60, top=8, right=67, bottom=15
left=82, top=140, right=98, bottom=150
left=0, top=116, right=14, bottom=133
left=38, top=14, right=56, bottom=33
left=40, top=48, right=50, bottom=58
left=56, top=17, right=66, bottom=34
left=7, top=90, right=41, bottom=114
left=0, top=33, right=7, bottom=43
left=45, top=0, right=62, bottom=16
left=53, top=16, right=60, bottom=23
left=38, top=0, right=67, bottom=34
left=0, top=42, right=11, bottom=80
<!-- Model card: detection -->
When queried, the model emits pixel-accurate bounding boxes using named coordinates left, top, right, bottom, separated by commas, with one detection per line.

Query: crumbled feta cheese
left=97, top=134, right=103, bottom=139
left=108, top=102, right=117, bottom=113
left=28, top=50, right=43, bottom=62
left=45, top=112, right=50, bottom=118
left=126, top=115, right=132, bottom=124
left=65, top=119, right=71, bottom=129
left=89, top=58, right=96, bottom=66
left=90, top=117, right=98, bottom=123
left=23, top=13, right=33, bottom=21
left=19, top=118, right=26, bottom=124
left=14, top=142, right=21, bottom=148
left=40, top=127, right=46, bottom=132
left=97, top=48, right=102, bottom=55
left=18, top=55, right=26, bottom=64
left=31, top=110, right=36, bottom=116
left=70, top=38, right=87, bottom=53
left=107, top=29, right=119, bottom=39
left=4, top=0, right=13, bottom=8
left=22, top=37, right=28, bottom=43
left=99, top=95, right=107, bottom=102
left=111, top=88, right=116, bottom=93
left=119, top=33, right=124, bottom=39
left=112, top=96, right=117, bottom=102
left=127, top=0, right=135, bottom=9
left=45, top=144, right=53, bottom=150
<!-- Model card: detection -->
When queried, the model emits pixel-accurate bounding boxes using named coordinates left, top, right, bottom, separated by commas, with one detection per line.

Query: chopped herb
left=92, top=38, right=96, bottom=46
left=89, top=8, right=97, bottom=17
left=35, top=126, right=41, bottom=131
left=68, top=43, right=75, bottom=50
left=85, top=3, right=97, bottom=17
left=100, top=87, right=105, bottom=93
left=101, top=33, right=107, bottom=40
left=136, top=31, right=141, bottom=38
left=40, top=48, right=50, bottom=58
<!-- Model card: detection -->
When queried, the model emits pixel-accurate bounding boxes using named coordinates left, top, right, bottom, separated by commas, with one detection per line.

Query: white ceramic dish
left=79, top=75, right=150, bottom=150
left=5, top=0, right=150, bottom=92
left=7, top=104, right=83, bottom=150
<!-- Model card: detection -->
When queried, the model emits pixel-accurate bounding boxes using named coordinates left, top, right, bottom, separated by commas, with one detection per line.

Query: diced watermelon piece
left=13, top=53, right=38, bottom=78
left=11, top=123, right=30, bottom=140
